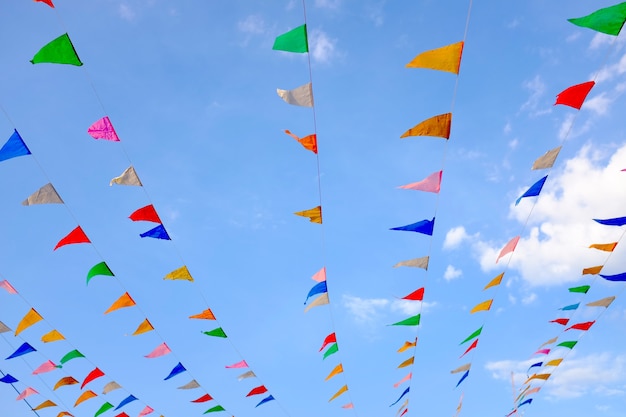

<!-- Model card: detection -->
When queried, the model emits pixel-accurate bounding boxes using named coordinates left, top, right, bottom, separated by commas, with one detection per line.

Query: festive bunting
left=0, top=374, right=18, bottom=383
left=568, top=3, right=626, bottom=36
left=110, top=166, right=142, bottom=186
left=22, top=183, right=64, bottom=205
left=54, top=226, right=90, bottom=250
left=178, top=380, right=201, bottom=389
left=191, top=394, right=213, bottom=403
left=496, top=236, right=519, bottom=263
left=31, top=33, right=82, bottom=65
left=590, top=242, right=618, bottom=251
left=190, top=308, right=216, bottom=320
left=60, top=349, right=85, bottom=364
left=304, top=293, right=329, bottom=312
left=397, top=357, right=414, bottom=368
left=406, top=41, right=464, bottom=74
left=130, top=204, right=162, bottom=223
left=33, top=400, right=57, bottom=410
left=460, top=339, right=478, bottom=358
left=582, top=266, right=603, bottom=275
left=95, top=402, right=114, bottom=417
left=140, top=224, right=171, bottom=240
left=0, top=280, right=17, bottom=294
left=87, top=117, right=120, bottom=141
left=145, top=342, right=171, bottom=358
left=569, top=285, right=591, bottom=294
left=41, top=329, right=65, bottom=343
left=294, top=206, right=322, bottom=223
left=246, top=385, right=268, bottom=397
left=460, top=326, right=482, bottom=344
left=164, top=363, right=186, bottom=380
left=82, top=368, right=105, bottom=389
left=393, top=372, right=412, bottom=388
left=451, top=363, right=471, bottom=374
left=566, top=321, right=595, bottom=331
left=54, top=376, right=78, bottom=390
left=532, top=146, right=561, bottom=170
left=555, top=81, right=595, bottom=109
left=115, top=395, right=137, bottom=410
left=272, top=24, right=308, bottom=53
left=16, top=387, right=38, bottom=401
left=550, top=318, right=569, bottom=326
left=312, top=267, right=326, bottom=282
left=33, top=360, right=58, bottom=374
left=86, top=262, right=115, bottom=285
left=456, top=370, right=469, bottom=387
left=319, top=333, right=337, bottom=351
left=400, top=287, right=424, bottom=301
left=390, top=387, right=409, bottom=406
left=74, top=390, right=97, bottom=406
left=545, top=359, right=563, bottom=367
left=391, top=314, right=421, bottom=326
left=397, top=339, right=417, bottom=353
left=164, top=265, right=194, bottom=282
left=515, top=175, right=547, bottom=205
left=305, top=281, right=328, bottom=304
left=0, top=130, right=31, bottom=162
left=104, top=292, right=136, bottom=314
left=557, top=341, right=577, bottom=349
left=329, top=385, right=348, bottom=403
left=237, top=371, right=256, bottom=381
left=203, top=405, right=225, bottom=414
left=470, top=299, right=492, bottom=314
left=132, top=318, right=154, bottom=336
left=484, top=273, right=504, bottom=290
left=15, top=308, right=43, bottom=336
left=255, top=395, right=275, bottom=407
left=401, top=113, right=451, bottom=139
left=203, top=327, right=227, bottom=338
left=593, top=216, right=626, bottom=226
left=277, top=83, right=314, bottom=107
left=587, top=296, right=615, bottom=308
left=393, top=256, right=429, bottom=269
left=102, top=381, right=121, bottom=394
left=398, top=171, right=442, bottom=193
left=390, top=218, right=435, bottom=235
left=323, top=343, right=339, bottom=360
left=225, top=360, right=248, bottom=369
left=6, top=342, right=36, bottom=359
left=600, top=272, right=626, bottom=282
left=559, top=303, right=580, bottom=311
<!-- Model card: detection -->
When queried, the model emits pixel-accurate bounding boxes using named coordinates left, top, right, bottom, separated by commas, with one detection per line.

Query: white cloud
left=558, top=113, right=575, bottom=141
left=443, top=265, right=462, bottom=281
left=504, top=122, right=512, bottom=135
left=343, top=295, right=388, bottom=323
left=390, top=299, right=436, bottom=316
left=521, top=292, right=537, bottom=305
left=584, top=92, right=614, bottom=116
left=520, top=75, right=551, bottom=117
left=443, top=226, right=472, bottom=250
left=509, top=138, right=519, bottom=150
left=118, top=3, right=136, bottom=21
left=566, top=32, right=581, bottom=43
left=237, top=15, right=266, bottom=34
left=594, top=52, right=626, bottom=83
left=315, top=0, right=341, bottom=9
left=309, top=29, right=338, bottom=64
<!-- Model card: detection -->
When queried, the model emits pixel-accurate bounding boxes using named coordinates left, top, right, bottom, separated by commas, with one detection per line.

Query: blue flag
left=304, top=281, right=327, bottom=304
left=6, top=342, right=36, bottom=359
left=0, top=130, right=31, bottom=162
left=255, top=395, right=275, bottom=407
left=115, top=395, right=138, bottom=410
left=390, top=218, right=435, bottom=235
left=140, top=224, right=171, bottom=240
left=515, top=175, right=548, bottom=205
left=164, top=362, right=187, bottom=380
left=600, top=272, right=626, bottom=282
left=455, top=370, right=469, bottom=387
left=0, top=374, right=18, bottom=384
left=594, top=216, right=626, bottom=226
left=390, top=387, right=409, bottom=406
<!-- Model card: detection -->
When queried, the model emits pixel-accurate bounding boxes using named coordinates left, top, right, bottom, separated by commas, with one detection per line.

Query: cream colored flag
left=22, top=183, right=63, bottom=205
left=277, top=83, right=314, bottom=107
left=102, top=381, right=122, bottom=394
left=532, top=146, right=562, bottom=170
left=450, top=363, right=471, bottom=374
left=393, top=256, right=429, bottom=270
left=110, top=165, right=142, bottom=186
left=177, top=380, right=201, bottom=389
left=0, top=321, right=11, bottom=333
left=304, top=293, right=329, bottom=312
left=586, top=296, right=615, bottom=308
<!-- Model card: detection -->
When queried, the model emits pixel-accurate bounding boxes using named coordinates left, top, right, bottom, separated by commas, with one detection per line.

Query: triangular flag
left=390, top=314, right=421, bottom=326
left=164, top=363, right=186, bottom=380
left=534, top=348, right=551, bottom=355
left=397, top=339, right=417, bottom=353
left=41, top=329, right=65, bottom=343
left=31, top=33, right=82, bottom=66
left=54, top=226, right=90, bottom=250
left=589, top=242, right=618, bottom=252
left=191, top=394, right=213, bottom=403
left=15, top=308, right=43, bottom=336
left=549, top=318, right=569, bottom=326
left=277, top=83, right=314, bottom=107
left=54, top=376, right=79, bottom=390
left=568, top=3, right=626, bottom=36
left=178, top=380, right=201, bottom=390
left=237, top=371, right=256, bottom=381
left=524, top=373, right=550, bottom=384
left=460, top=339, right=478, bottom=358
left=393, top=372, right=412, bottom=388
left=22, top=183, right=63, bottom=205
left=518, top=398, right=533, bottom=407
left=0, top=130, right=31, bottom=162
left=460, top=327, right=482, bottom=344
left=33, top=360, right=57, bottom=374
left=484, top=273, right=504, bottom=290
left=35, top=0, right=55, bottom=7
left=545, top=359, right=563, bottom=367
left=496, top=236, right=520, bottom=263
left=406, top=41, right=464, bottom=74
left=393, top=256, right=429, bottom=269
left=325, top=364, right=344, bottom=381
left=329, top=385, right=348, bottom=402
left=389, top=387, right=409, bottom=406
left=304, top=293, right=329, bottom=312
left=0, top=321, right=10, bottom=333
left=6, top=342, right=36, bottom=359
left=246, top=385, right=268, bottom=397
left=400, top=287, right=424, bottom=301
left=0, top=280, right=17, bottom=294
left=594, top=216, right=626, bottom=226
left=138, top=405, right=154, bottom=417
left=401, top=113, right=451, bottom=139
left=164, top=265, right=194, bottom=282
left=583, top=266, right=603, bottom=275
left=104, top=292, right=136, bottom=314
left=398, top=171, right=442, bottom=193
left=390, top=218, right=435, bottom=235
left=255, top=395, right=275, bottom=407
left=456, top=370, right=469, bottom=387
left=203, top=405, right=225, bottom=414
left=114, top=395, right=138, bottom=410
left=527, top=361, right=543, bottom=373
left=312, top=267, right=326, bottom=282
left=397, top=356, right=414, bottom=368
left=532, top=146, right=562, bottom=170
left=74, top=390, right=97, bottom=406
left=203, top=327, right=227, bottom=338
left=140, top=224, right=171, bottom=240
left=319, top=333, right=337, bottom=351
left=87, top=116, right=120, bottom=141
left=451, top=363, right=471, bottom=374
left=144, top=342, right=171, bottom=358
left=86, top=262, right=114, bottom=285
left=515, top=176, right=548, bottom=205
left=305, top=281, right=328, bottom=304
left=60, top=349, right=85, bottom=364
left=0, top=374, right=18, bottom=383
left=600, top=272, right=626, bottom=282
left=272, top=24, right=308, bottom=53
left=569, top=285, right=591, bottom=293
left=81, top=368, right=104, bottom=389
left=132, top=318, right=154, bottom=336
left=566, top=321, right=595, bottom=331
left=33, top=400, right=57, bottom=410
left=470, top=299, right=492, bottom=313
left=587, top=296, right=615, bottom=308
left=57, top=412, right=73, bottom=417
left=294, top=205, right=322, bottom=223
left=559, top=303, right=580, bottom=311
left=190, top=308, right=216, bottom=320
left=323, top=343, right=339, bottom=360
left=95, top=402, right=114, bottom=417
left=342, top=403, right=354, bottom=409
left=110, top=165, right=142, bottom=186
left=284, top=130, right=317, bottom=153
left=557, top=341, right=577, bottom=349
left=226, top=360, right=248, bottom=369
left=555, top=81, right=595, bottom=109
left=16, top=387, right=38, bottom=401
left=130, top=204, right=162, bottom=223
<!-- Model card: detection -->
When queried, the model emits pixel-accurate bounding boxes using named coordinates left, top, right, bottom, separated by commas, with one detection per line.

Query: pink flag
left=393, top=372, right=412, bottom=388
left=16, top=387, right=38, bottom=401
left=225, top=360, right=248, bottom=369
left=496, top=236, right=520, bottom=263
left=144, top=342, right=171, bottom=358
left=398, top=171, right=442, bottom=193
left=87, top=116, right=120, bottom=141
left=534, top=348, right=550, bottom=355
left=138, top=406, right=154, bottom=417
left=0, top=280, right=17, bottom=294
left=342, top=403, right=354, bottom=409
left=32, top=360, right=57, bottom=375
left=312, top=267, right=326, bottom=282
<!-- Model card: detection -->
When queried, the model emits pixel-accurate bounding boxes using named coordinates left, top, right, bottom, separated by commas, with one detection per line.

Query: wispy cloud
left=118, top=3, right=136, bottom=21
left=309, top=29, right=339, bottom=64
left=237, top=14, right=266, bottom=35
left=519, top=75, right=551, bottom=117
left=443, top=265, right=462, bottom=281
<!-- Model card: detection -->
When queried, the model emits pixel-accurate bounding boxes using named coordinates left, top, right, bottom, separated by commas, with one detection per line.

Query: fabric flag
left=557, top=341, right=577, bottom=349
left=594, top=216, right=626, bottom=226
left=60, top=349, right=85, bottom=364
left=54, top=226, right=90, bottom=250
left=583, top=265, right=603, bottom=275
left=550, top=318, right=569, bottom=326
left=115, top=395, right=138, bottom=410
left=515, top=176, right=548, bottom=205
left=31, top=33, right=82, bottom=65
left=496, top=236, right=520, bottom=263
left=524, top=373, right=550, bottom=384
left=329, top=385, right=348, bottom=403
left=0, top=322, right=10, bottom=333
left=397, top=357, right=414, bottom=368
left=130, top=204, right=161, bottom=223
left=518, top=399, right=533, bottom=408
left=16, top=387, right=38, bottom=401
left=33, top=400, right=57, bottom=410
left=203, top=405, right=225, bottom=414
left=277, top=83, right=314, bottom=107
left=284, top=130, right=317, bottom=154
left=246, top=385, right=268, bottom=397
left=393, top=256, right=429, bottom=269
left=566, top=321, right=595, bottom=331
left=460, top=339, right=478, bottom=358
left=104, top=292, right=136, bottom=314
left=87, top=117, right=120, bottom=141
left=22, top=183, right=63, bottom=205
left=305, top=281, right=328, bottom=304
left=164, top=363, right=186, bottom=381
left=81, top=368, right=105, bottom=389
left=164, top=265, right=193, bottom=282
left=95, top=402, right=114, bottom=417
left=559, top=303, right=580, bottom=311
left=255, top=395, right=275, bottom=407
left=393, top=372, right=412, bottom=388
left=304, top=292, right=329, bottom=312
left=456, top=370, right=469, bottom=387
left=0, top=374, right=18, bottom=384
left=54, top=376, right=78, bottom=390
left=57, top=412, right=73, bottom=417
left=534, top=348, right=550, bottom=355
left=398, top=408, right=408, bottom=417
left=545, top=359, right=563, bottom=367
left=587, top=296, right=615, bottom=308
left=33, top=360, right=57, bottom=374
left=140, top=224, right=171, bottom=240
left=41, top=329, right=65, bottom=343
left=86, top=262, right=115, bottom=285
left=15, top=308, right=43, bottom=336
left=397, top=339, right=417, bottom=353
left=470, top=299, right=492, bottom=314
left=319, top=332, right=337, bottom=351
left=568, top=3, right=626, bottom=36
left=460, top=326, right=482, bottom=344
left=406, top=41, right=464, bottom=74
left=590, top=242, right=618, bottom=252
left=569, top=285, right=591, bottom=294
left=36, top=0, right=55, bottom=7
left=311, top=267, right=326, bottom=282
left=191, top=394, right=213, bottom=403
left=398, top=171, right=442, bottom=193
left=145, top=343, right=171, bottom=358
left=390, top=218, right=435, bottom=235
left=202, top=327, right=227, bottom=338
left=0, top=280, right=17, bottom=294
left=294, top=205, right=322, bottom=223
left=138, top=406, right=154, bottom=417
left=390, top=387, right=409, bottom=406
left=555, top=81, right=595, bottom=109
left=323, top=343, right=339, bottom=360
left=527, top=361, right=543, bottom=373
left=237, top=371, right=256, bottom=381
left=272, top=24, right=308, bottom=53
left=75, top=390, right=97, bottom=406
left=110, top=165, right=142, bottom=186
left=401, top=113, right=451, bottom=139
left=451, top=364, right=471, bottom=375
left=600, top=272, right=626, bottom=282
left=342, top=403, right=354, bottom=409
left=6, top=342, right=36, bottom=359
left=484, top=273, right=504, bottom=290
left=400, top=287, right=424, bottom=301
left=190, top=308, right=216, bottom=320
left=131, top=318, right=154, bottom=336
left=225, top=360, right=248, bottom=369
left=178, top=380, right=201, bottom=389
left=0, top=130, right=31, bottom=162
left=532, top=146, right=562, bottom=170
left=390, top=314, right=421, bottom=326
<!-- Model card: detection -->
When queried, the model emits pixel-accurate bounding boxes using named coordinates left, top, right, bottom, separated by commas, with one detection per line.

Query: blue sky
left=3, top=1, right=626, bottom=417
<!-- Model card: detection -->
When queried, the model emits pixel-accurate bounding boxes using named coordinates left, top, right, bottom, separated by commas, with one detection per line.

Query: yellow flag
left=589, top=242, right=618, bottom=252
left=294, top=206, right=322, bottom=224
left=397, top=338, right=417, bottom=353
left=328, top=385, right=348, bottom=402
left=406, top=41, right=464, bottom=74
left=41, top=329, right=65, bottom=343
left=189, top=308, right=216, bottom=320
left=74, top=390, right=97, bottom=406
left=483, top=273, right=504, bottom=290
left=164, top=265, right=194, bottom=282
left=54, top=376, right=78, bottom=390
left=325, top=363, right=344, bottom=381
left=397, top=356, right=414, bottom=368
left=582, top=265, right=603, bottom=275
left=401, top=113, right=452, bottom=139
left=104, top=292, right=136, bottom=314
left=524, top=373, right=550, bottom=384
left=33, top=400, right=57, bottom=410
left=545, top=359, right=563, bottom=367
left=470, top=299, right=492, bottom=314
left=131, top=318, right=154, bottom=336
left=15, top=308, right=43, bottom=336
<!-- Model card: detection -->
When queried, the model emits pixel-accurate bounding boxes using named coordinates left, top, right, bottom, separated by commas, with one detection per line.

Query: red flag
left=191, top=394, right=213, bottom=403
left=246, top=385, right=268, bottom=397
left=566, top=321, right=595, bottom=331
left=54, top=226, right=90, bottom=250
left=399, top=409, right=408, bottom=417
left=81, top=367, right=104, bottom=389
left=555, top=81, right=595, bottom=110
left=549, top=318, right=569, bottom=326
left=400, top=287, right=424, bottom=301
left=460, top=339, right=478, bottom=358
left=129, top=204, right=162, bottom=223
left=319, top=332, right=337, bottom=351
left=35, top=0, right=55, bottom=7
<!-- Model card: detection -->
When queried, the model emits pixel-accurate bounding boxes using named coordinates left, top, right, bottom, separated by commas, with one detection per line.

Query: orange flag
left=294, top=206, right=322, bottom=223
left=74, top=390, right=97, bottom=406
left=397, top=338, right=417, bottom=353
left=189, top=308, right=216, bottom=320
left=104, top=292, right=136, bottom=314
left=589, top=242, right=617, bottom=252
left=401, top=113, right=451, bottom=139
left=284, top=130, right=318, bottom=153
left=131, top=319, right=154, bottom=336
left=483, top=273, right=504, bottom=290
left=33, top=400, right=57, bottom=410
left=470, top=299, right=492, bottom=313
left=328, top=385, right=348, bottom=402
left=41, top=329, right=65, bottom=343
left=15, top=308, right=43, bottom=336
left=54, top=376, right=78, bottom=390
left=582, top=265, right=603, bottom=275
left=325, top=364, right=344, bottom=381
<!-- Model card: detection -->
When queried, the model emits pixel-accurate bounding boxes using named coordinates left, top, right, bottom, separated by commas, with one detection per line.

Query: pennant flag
left=550, top=318, right=569, bottom=326
left=524, top=373, right=550, bottom=384
left=566, top=321, right=595, bottom=331
left=391, top=314, right=421, bottom=326
left=131, top=318, right=154, bottom=336
left=557, top=341, right=577, bottom=349
left=16, top=387, right=38, bottom=401
left=311, top=267, right=326, bottom=282
left=110, top=165, right=142, bottom=186
left=398, top=171, right=442, bottom=193
left=390, top=387, right=409, bottom=406
left=277, top=83, right=314, bottom=107
left=41, top=329, right=65, bottom=343
left=451, top=363, right=471, bottom=374
left=6, top=342, right=36, bottom=359
left=518, top=398, right=533, bottom=407
left=75, top=390, right=97, bottom=406
left=583, top=265, right=603, bottom=275
left=305, top=281, right=328, bottom=304
left=15, top=308, right=43, bottom=335
left=36, top=0, right=55, bottom=7
left=390, top=218, right=435, bottom=235
left=130, top=204, right=161, bottom=223
left=470, top=299, right=493, bottom=314
left=569, top=285, right=591, bottom=293
left=272, top=24, right=308, bottom=53
left=60, top=349, right=85, bottom=364
left=191, top=394, right=213, bottom=403
left=190, top=308, right=216, bottom=320
left=568, top=3, right=626, bottom=36
left=393, top=372, right=412, bottom=387
left=103, top=381, right=121, bottom=394
left=164, top=363, right=186, bottom=380
left=0, top=322, right=10, bottom=333
left=31, top=33, right=82, bottom=65
left=342, top=403, right=354, bottom=409
left=203, top=405, right=225, bottom=414
left=54, top=376, right=78, bottom=390
left=400, top=287, right=424, bottom=301
left=104, top=292, right=136, bottom=314
left=95, top=402, right=114, bottom=417
left=559, top=303, right=580, bottom=311
left=496, top=236, right=519, bottom=263
left=115, top=395, right=137, bottom=410
left=456, top=370, right=469, bottom=387
left=0, top=130, right=31, bottom=162
left=401, top=113, right=451, bottom=139
left=87, top=117, right=120, bottom=141
left=460, top=339, right=478, bottom=358
left=81, top=368, right=105, bottom=389
left=54, top=226, right=90, bottom=250
left=304, top=293, right=329, bottom=312
left=0, top=280, right=17, bottom=294
left=532, top=146, right=562, bottom=170
left=140, top=224, right=171, bottom=240
left=237, top=371, right=256, bottom=381
left=329, top=385, right=348, bottom=403
left=406, top=41, right=464, bottom=74
left=294, top=205, right=322, bottom=223
left=33, top=360, right=57, bottom=374
left=396, top=400, right=408, bottom=415
left=0, top=374, right=18, bottom=383
left=145, top=342, right=172, bottom=358
left=178, top=380, right=201, bottom=389
left=460, top=327, right=482, bottom=344
left=284, top=130, right=317, bottom=153
left=590, top=242, right=618, bottom=252
left=397, top=356, right=414, bottom=368
left=546, top=359, right=563, bottom=367
left=594, top=216, right=626, bottom=226
left=534, top=348, right=550, bottom=355
left=587, top=296, right=615, bottom=308
left=202, top=327, right=227, bottom=338
left=164, top=265, right=193, bottom=282
left=33, top=400, right=57, bottom=410
left=555, top=81, right=595, bottom=109
left=397, top=339, right=417, bottom=353
left=527, top=361, right=543, bottom=373
left=399, top=408, right=408, bottom=417
left=138, top=405, right=154, bottom=417
left=600, top=272, right=626, bottom=282
left=483, top=273, right=504, bottom=290
left=393, top=256, right=429, bottom=269
left=225, top=360, right=248, bottom=369
left=22, top=183, right=63, bottom=205
left=323, top=343, right=339, bottom=360
left=246, top=385, right=268, bottom=397
left=255, top=395, right=275, bottom=407
left=320, top=333, right=337, bottom=351
left=515, top=176, right=548, bottom=205
left=57, top=412, right=73, bottom=417
left=324, top=364, right=344, bottom=381
left=86, top=262, right=114, bottom=285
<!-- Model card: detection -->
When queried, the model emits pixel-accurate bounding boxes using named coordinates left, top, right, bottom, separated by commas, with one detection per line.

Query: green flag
left=202, top=327, right=227, bottom=338
left=568, top=3, right=626, bottom=36
left=86, top=262, right=114, bottom=285
left=272, top=24, right=308, bottom=53
left=460, top=326, right=483, bottom=344
left=60, top=349, right=85, bottom=364
left=557, top=341, right=577, bottom=349
left=568, top=285, right=590, bottom=294
left=31, top=33, right=83, bottom=66
left=204, top=405, right=225, bottom=414
left=94, top=402, right=113, bottom=417
left=391, top=314, right=421, bottom=326
left=323, top=343, right=338, bottom=360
